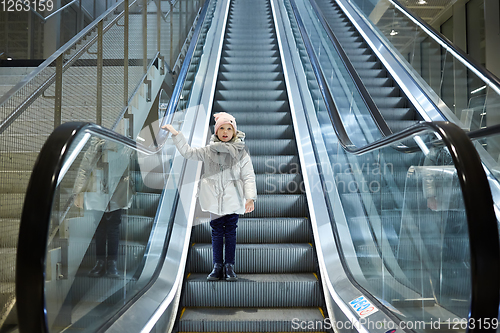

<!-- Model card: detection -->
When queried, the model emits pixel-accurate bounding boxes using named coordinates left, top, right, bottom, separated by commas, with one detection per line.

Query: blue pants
left=210, top=214, right=238, bottom=265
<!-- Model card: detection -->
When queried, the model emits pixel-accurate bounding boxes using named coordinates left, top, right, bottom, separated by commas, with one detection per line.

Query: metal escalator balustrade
left=284, top=0, right=500, bottom=332
left=176, top=0, right=328, bottom=330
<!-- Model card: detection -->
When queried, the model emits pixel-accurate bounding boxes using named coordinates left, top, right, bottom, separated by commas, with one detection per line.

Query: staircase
left=176, top=0, right=327, bottom=331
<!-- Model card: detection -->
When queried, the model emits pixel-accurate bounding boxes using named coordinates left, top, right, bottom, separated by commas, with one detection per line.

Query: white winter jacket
left=172, top=130, right=257, bottom=215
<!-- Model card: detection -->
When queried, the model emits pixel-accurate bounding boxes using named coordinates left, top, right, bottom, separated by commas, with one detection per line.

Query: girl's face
left=217, top=124, right=235, bottom=142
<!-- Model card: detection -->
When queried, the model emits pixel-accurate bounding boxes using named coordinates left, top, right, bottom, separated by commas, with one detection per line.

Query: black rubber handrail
left=288, top=0, right=500, bottom=331
left=308, top=0, right=393, bottom=137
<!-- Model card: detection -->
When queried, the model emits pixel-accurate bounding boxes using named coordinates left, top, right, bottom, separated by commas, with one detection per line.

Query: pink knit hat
left=214, top=112, right=237, bottom=134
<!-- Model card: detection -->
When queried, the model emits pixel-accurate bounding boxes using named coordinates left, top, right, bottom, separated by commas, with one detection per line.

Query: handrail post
left=54, top=55, right=63, bottom=129
left=181, top=0, right=185, bottom=45
left=170, top=0, right=174, bottom=70
left=157, top=0, right=161, bottom=54
left=124, top=0, right=129, bottom=107
left=97, top=21, right=103, bottom=126
left=143, top=0, right=148, bottom=74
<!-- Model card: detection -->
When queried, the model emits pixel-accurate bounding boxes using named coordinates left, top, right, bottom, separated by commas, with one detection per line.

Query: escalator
left=178, top=0, right=326, bottom=329
left=13, top=0, right=500, bottom=332
left=315, top=0, right=422, bottom=134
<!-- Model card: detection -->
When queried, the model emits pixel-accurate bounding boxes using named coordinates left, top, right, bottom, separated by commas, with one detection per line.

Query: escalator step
left=216, top=90, right=286, bottom=101
left=245, top=194, right=308, bottom=218
left=182, top=273, right=321, bottom=307
left=178, top=307, right=327, bottom=332
left=192, top=217, right=311, bottom=244
left=214, top=100, right=289, bottom=112
left=240, top=125, right=294, bottom=140
left=188, top=243, right=316, bottom=273
left=217, top=80, right=284, bottom=90
left=251, top=155, right=300, bottom=174
left=227, top=111, right=291, bottom=125
left=247, top=139, right=297, bottom=155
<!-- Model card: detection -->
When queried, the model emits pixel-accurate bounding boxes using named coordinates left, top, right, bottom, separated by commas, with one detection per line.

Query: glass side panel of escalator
left=324, top=0, right=500, bottom=134
left=310, top=84, right=472, bottom=333
left=42, top=128, right=173, bottom=332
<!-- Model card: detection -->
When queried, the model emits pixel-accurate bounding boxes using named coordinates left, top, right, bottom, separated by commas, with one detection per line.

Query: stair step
left=192, top=217, right=311, bottom=243
left=182, top=273, right=321, bottom=307
left=188, top=243, right=316, bottom=273
left=178, top=307, right=327, bottom=332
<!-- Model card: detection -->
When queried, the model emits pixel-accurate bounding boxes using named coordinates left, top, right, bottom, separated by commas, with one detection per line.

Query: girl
left=162, top=112, right=257, bottom=281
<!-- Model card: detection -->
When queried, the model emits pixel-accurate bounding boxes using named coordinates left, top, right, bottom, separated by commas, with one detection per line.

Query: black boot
left=207, top=263, right=224, bottom=281
left=88, top=259, right=105, bottom=277
left=107, top=260, right=120, bottom=278
left=224, top=263, right=237, bottom=281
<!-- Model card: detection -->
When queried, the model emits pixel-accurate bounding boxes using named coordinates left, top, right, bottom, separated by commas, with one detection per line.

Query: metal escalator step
left=361, top=77, right=393, bottom=87
left=217, top=80, right=284, bottom=90
left=221, top=56, right=280, bottom=65
left=371, top=96, right=406, bottom=108
left=192, top=217, right=311, bottom=244
left=0, top=219, right=19, bottom=248
left=226, top=28, right=274, bottom=36
left=0, top=284, right=16, bottom=326
left=226, top=38, right=276, bottom=45
left=188, top=243, right=315, bottom=273
left=251, top=155, right=300, bottom=173
left=178, top=307, right=327, bottom=332
left=131, top=171, right=164, bottom=194
left=0, top=170, right=30, bottom=192
left=228, top=111, right=291, bottom=125
left=255, top=173, right=303, bottom=193
left=378, top=108, right=414, bottom=120
left=246, top=194, right=308, bottom=218
left=214, top=100, right=288, bottom=113
left=223, top=50, right=278, bottom=58
left=220, top=64, right=280, bottom=73
left=0, top=193, right=24, bottom=218
left=80, top=241, right=146, bottom=270
left=239, top=125, right=293, bottom=140
left=0, top=249, right=16, bottom=282
left=215, top=90, right=286, bottom=101
left=120, top=215, right=154, bottom=242
left=129, top=193, right=161, bottom=217
left=350, top=61, right=381, bottom=70
left=182, top=273, right=321, bottom=307
left=345, top=54, right=377, bottom=63
left=247, top=139, right=296, bottom=155
left=385, top=120, right=420, bottom=132
left=357, top=68, right=387, bottom=78
left=218, top=71, right=283, bottom=81
left=365, top=87, right=400, bottom=97
left=224, top=43, right=277, bottom=51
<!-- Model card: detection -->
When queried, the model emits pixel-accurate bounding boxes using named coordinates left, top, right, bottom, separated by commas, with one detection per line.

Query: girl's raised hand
left=161, top=124, right=179, bottom=136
